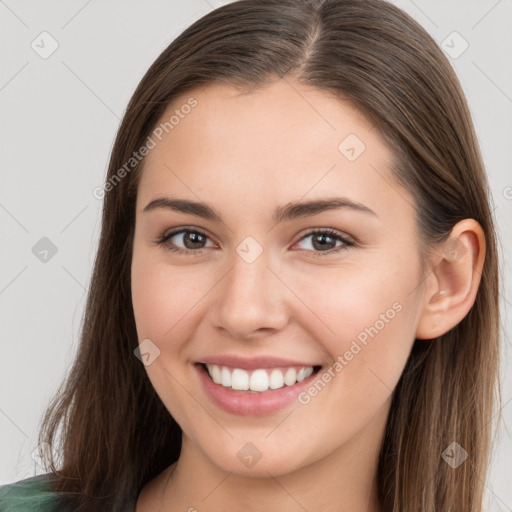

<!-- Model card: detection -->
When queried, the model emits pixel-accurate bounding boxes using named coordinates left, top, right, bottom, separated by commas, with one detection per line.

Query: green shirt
left=0, top=474, right=137, bottom=511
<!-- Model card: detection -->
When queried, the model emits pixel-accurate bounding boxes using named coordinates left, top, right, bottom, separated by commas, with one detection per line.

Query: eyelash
left=154, top=227, right=355, bottom=258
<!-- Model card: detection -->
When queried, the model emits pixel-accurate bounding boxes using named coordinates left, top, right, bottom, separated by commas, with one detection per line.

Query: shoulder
left=0, top=474, right=67, bottom=512
left=0, top=473, right=138, bottom=512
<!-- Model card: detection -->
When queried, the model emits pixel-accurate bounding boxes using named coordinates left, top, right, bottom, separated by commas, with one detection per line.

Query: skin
left=131, top=78, right=485, bottom=511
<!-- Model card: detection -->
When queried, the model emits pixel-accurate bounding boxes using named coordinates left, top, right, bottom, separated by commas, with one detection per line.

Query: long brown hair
left=38, top=0, right=501, bottom=510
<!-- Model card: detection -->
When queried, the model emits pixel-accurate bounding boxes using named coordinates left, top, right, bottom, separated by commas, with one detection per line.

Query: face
left=131, top=78, right=426, bottom=477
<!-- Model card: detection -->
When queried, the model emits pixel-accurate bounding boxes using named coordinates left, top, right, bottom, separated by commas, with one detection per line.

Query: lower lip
left=195, top=363, right=320, bottom=416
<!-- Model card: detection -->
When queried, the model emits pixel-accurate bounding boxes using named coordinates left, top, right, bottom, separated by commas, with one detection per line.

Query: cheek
left=289, top=257, right=419, bottom=411
left=131, top=250, right=206, bottom=342
left=289, top=254, right=417, bottom=344
left=130, top=251, right=207, bottom=423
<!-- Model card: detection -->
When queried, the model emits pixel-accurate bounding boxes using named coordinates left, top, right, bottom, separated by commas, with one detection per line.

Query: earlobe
left=415, top=219, right=486, bottom=340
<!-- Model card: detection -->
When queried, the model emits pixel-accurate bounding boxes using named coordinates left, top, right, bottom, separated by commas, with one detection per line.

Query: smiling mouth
left=197, top=362, right=322, bottom=393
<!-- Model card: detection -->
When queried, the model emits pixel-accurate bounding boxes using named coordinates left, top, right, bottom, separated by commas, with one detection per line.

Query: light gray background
left=1, top=0, right=511, bottom=509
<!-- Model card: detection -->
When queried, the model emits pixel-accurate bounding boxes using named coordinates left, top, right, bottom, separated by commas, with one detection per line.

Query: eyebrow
left=143, top=196, right=378, bottom=223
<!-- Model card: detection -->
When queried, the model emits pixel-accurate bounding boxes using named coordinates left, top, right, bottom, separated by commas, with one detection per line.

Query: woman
left=0, top=0, right=501, bottom=510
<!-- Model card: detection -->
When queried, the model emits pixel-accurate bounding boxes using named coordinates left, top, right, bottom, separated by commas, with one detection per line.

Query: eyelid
left=296, top=227, right=356, bottom=245
left=161, top=225, right=215, bottom=242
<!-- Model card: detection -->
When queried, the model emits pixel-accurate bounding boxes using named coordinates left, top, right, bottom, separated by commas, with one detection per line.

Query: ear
left=415, top=219, right=486, bottom=340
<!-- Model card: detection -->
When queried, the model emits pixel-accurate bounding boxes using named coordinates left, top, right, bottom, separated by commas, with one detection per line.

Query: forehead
left=137, top=79, right=410, bottom=221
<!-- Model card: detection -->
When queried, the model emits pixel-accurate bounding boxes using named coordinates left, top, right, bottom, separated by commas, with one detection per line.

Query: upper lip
left=196, top=355, right=321, bottom=370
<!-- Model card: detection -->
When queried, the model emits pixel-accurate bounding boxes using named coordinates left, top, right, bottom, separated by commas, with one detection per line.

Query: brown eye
left=158, top=228, right=214, bottom=255
left=294, top=229, right=354, bottom=256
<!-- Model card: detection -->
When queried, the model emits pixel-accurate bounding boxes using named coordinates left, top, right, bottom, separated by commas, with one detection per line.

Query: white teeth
left=283, top=368, right=297, bottom=386
left=221, top=367, right=232, bottom=387
left=269, top=369, right=284, bottom=389
left=249, top=369, right=269, bottom=392
left=231, top=369, right=249, bottom=390
left=211, top=365, right=222, bottom=384
left=204, top=364, right=315, bottom=392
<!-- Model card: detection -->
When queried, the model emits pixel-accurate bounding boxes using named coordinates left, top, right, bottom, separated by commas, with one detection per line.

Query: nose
left=211, top=249, right=289, bottom=341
